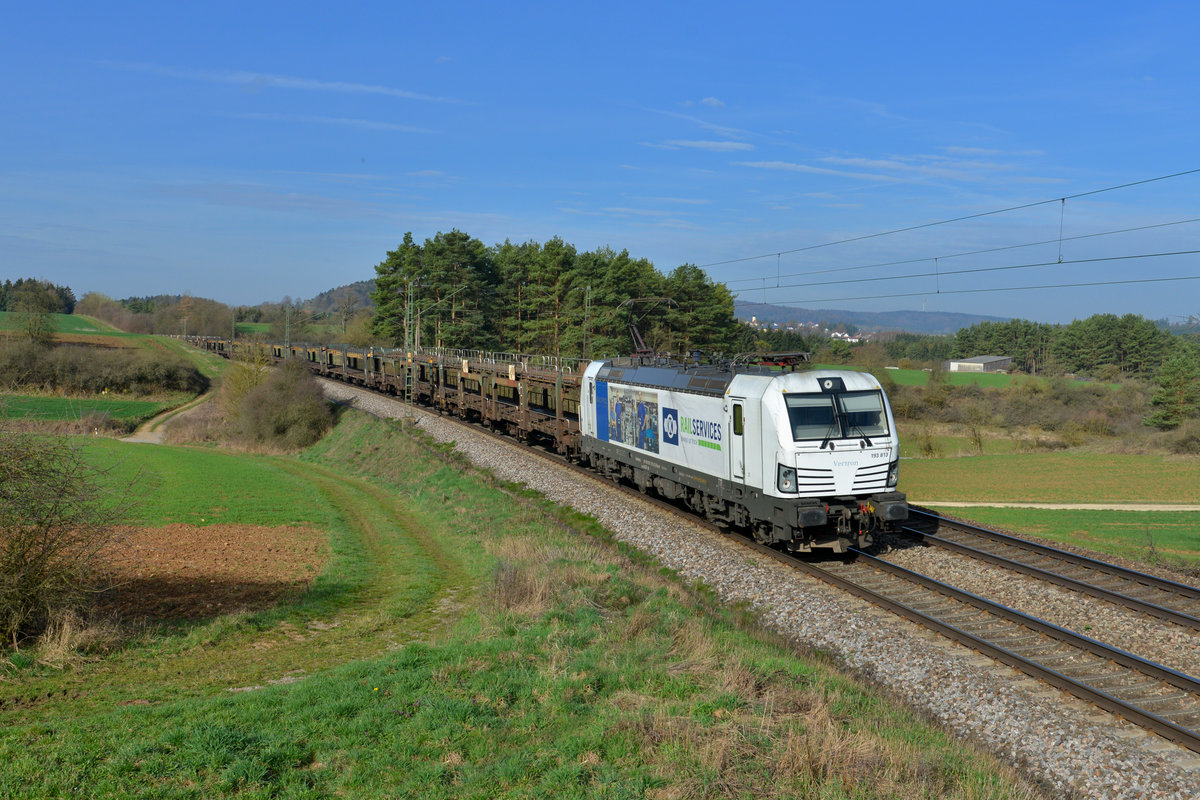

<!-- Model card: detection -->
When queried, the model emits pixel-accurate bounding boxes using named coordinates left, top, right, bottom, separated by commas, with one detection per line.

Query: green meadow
left=922, top=506, right=1200, bottom=570
left=0, top=394, right=181, bottom=426
left=0, top=413, right=1037, bottom=799
left=811, top=363, right=1017, bottom=388
left=901, top=451, right=1200, bottom=570
left=0, top=316, right=225, bottom=431
left=0, top=311, right=132, bottom=336
left=900, top=452, right=1200, bottom=504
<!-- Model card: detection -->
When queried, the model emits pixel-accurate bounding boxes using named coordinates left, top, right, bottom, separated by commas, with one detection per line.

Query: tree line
left=950, top=314, right=1194, bottom=378
left=371, top=230, right=743, bottom=358
left=0, top=279, right=76, bottom=314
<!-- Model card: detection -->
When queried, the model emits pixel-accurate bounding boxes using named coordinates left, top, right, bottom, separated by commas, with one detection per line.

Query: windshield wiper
left=819, top=416, right=840, bottom=450
left=852, top=428, right=873, bottom=447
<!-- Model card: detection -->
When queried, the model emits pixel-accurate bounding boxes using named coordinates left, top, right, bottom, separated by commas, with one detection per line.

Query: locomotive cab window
left=785, top=395, right=836, bottom=440
left=837, top=391, right=889, bottom=438
left=785, top=391, right=889, bottom=441
left=733, top=403, right=743, bottom=436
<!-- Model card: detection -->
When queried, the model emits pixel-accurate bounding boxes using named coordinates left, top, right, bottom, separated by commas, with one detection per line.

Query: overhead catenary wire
left=756, top=274, right=1200, bottom=308
left=733, top=249, right=1200, bottom=294
left=722, top=217, right=1200, bottom=286
left=702, top=167, right=1200, bottom=271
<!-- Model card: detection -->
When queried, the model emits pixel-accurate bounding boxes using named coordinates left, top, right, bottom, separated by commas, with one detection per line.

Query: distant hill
left=304, top=280, right=375, bottom=313
left=734, top=301, right=1007, bottom=335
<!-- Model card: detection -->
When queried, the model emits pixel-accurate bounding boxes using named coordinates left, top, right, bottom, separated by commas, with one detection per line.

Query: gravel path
left=319, top=380, right=1200, bottom=799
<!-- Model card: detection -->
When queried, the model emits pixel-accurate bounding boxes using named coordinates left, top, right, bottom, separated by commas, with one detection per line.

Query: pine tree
left=1145, top=354, right=1200, bottom=429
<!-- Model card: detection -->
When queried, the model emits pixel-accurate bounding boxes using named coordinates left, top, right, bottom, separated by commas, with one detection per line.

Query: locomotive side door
left=728, top=397, right=746, bottom=481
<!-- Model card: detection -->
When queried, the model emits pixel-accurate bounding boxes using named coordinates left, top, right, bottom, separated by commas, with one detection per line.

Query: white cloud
left=603, top=207, right=676, bottom=217
left=664, top=140, right=754, bottom=152
left=651, top=108, right=751, bottom=140
left=636, top=196, right=712, bottom=205
left=230, top=112, right=434, bottom=133
left=407, top=170, right=446, bottom=177
left=152, top=182, right=375, bottom=217
left=112, top=62, right=459, bottom=103
left=700, top=97, right=725, bottom=107
left=735, top=161, right=899, bottom=182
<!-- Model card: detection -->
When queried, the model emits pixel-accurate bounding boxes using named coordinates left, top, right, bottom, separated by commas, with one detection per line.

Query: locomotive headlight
left=887, top=459, right=900, bottom=488
left=777, top=464, right=798, bottom=493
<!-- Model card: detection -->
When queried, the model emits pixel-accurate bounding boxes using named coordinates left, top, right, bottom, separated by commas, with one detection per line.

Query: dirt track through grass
left=0, top=454, right=473, bottom=722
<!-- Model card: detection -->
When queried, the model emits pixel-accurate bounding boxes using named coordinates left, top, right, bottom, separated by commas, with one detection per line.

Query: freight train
left=189, top=337, right=907, bottom=553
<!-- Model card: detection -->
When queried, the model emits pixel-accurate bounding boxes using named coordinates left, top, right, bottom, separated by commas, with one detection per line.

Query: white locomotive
left=579, top=359, right=907, bottom=552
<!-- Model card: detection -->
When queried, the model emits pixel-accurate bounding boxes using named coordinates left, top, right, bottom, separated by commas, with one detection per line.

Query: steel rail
left=903, top=527, right=1200, bottom=632
left=903, top=509, right=1200, bottom=630
left=790, top=549, right=1200, bottom=754
left=908, top=508, right=1200, bottom=600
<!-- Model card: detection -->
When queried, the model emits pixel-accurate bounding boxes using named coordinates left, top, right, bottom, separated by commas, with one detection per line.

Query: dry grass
left=483, top=532, right=611, bottom=615
left=487, top=560, right=555, bottom=613
left=30, top=610, right=124, bottom=669
left=161, top=400, right=225, bottom=444
left=666, top=617, right=719, bottom=675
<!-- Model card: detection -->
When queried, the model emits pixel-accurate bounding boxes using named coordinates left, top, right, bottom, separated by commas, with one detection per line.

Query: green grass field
left=925, top=506, right=1200, bottom=570
left=0, top=394, right=182, bottom=426
left=902, top=451, right=1200, bottom=571
left=1, top=312, right=136, bottom=337
left=85, top=438, right=347, bottom=528
left=0, top=313, right=224, bottom=428
left=900, top=451, right=1200, bottom=503
left=235, top=321, right=271, bottom=335
left=811, top=363, right=1017, bottom=388
left=0, top=414, right=1035, bottom=799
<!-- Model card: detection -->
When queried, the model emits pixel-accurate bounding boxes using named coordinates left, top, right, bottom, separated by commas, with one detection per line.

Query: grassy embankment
left=0, top=411, right=1038, bottom=799
left=0, top=313, right=225, bottom=430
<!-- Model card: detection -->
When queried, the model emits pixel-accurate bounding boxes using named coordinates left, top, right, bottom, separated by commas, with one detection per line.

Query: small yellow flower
left=373, top=687, right=379, bottom=692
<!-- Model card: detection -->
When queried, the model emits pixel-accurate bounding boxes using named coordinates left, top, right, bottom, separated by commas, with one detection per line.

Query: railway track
left=318, top=376, right=1200, bottom=758
left=902, top=509, right=1200, bottom=631
left=771, top=546, right=1200, bottom=755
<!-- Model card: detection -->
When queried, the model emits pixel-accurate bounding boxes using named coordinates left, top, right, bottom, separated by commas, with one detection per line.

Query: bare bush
left=218, top=346, right=273, bottom=419
left=914, top=427, right=941, bottom=458
left=0, top=428, right=124, bottom=646
left=234, top=359, right=333, bottom=449
left=1167, top=419, right=1200, bottom=454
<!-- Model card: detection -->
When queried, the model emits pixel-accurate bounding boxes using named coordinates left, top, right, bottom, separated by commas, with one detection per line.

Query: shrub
left=218, top=347, right=272, bottom=419
left=0, top=341, right=207, bottom=396
left=234, top=360, right=332, bottom=449
left=0, top=428, right=122, bottom=646
left=914, top=427, right=941, bottom=458
left=1167, top=419, right=1200, bottom=455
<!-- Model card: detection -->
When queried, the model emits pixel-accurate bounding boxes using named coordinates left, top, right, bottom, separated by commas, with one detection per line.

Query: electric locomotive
left=579, top=359, right=907, bottom=552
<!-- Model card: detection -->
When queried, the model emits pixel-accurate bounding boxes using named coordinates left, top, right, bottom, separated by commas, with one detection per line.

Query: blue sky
left=3, top=1, right=1198, bottom=323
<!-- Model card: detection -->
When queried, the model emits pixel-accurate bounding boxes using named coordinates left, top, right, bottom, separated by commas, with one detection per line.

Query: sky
left=3, top=1, right=1199, bottom=324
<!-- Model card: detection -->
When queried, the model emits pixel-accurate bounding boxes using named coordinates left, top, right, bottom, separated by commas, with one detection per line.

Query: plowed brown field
left=96, top=524, right=328, bottom=621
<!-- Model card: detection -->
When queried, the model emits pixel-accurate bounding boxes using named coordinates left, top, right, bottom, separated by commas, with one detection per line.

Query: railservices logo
left=681, top=415, right=722, bottom=451
left=663, top=407, right=679, bottom=446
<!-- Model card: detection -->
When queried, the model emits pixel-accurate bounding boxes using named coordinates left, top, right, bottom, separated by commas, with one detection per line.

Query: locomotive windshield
left=784, top=390, right=889, bottom=442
